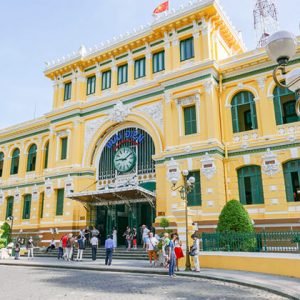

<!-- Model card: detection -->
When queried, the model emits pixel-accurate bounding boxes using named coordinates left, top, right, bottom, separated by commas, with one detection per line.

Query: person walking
left=27, top=237, right=34, bottom=260
left=91, top=235, right=98, bottom=261
left=146, top=232, right=158, bottom=267
left=14, top=243, right=20, bottom=260
left=105, top=235, right=114, bottom=266
left=142, top=225, right=150, bottom=249
left=61, top=234, right=68, bottom=260
left=168, top=233, right=177, bottom=278
left=112, top=227, right=117, bottom=251
left=174, top=236, right=184, bottom=271
left=57, top=238, right=63, bottom=260
left=66, top=234, right=74, bottom=261
left=191, top=234, right=200, bottom=272
left=132, top=227, right=137, bottom=250
left=76, top=235, right=85, bottom=261
left=162, top=232, right=170, bottom=268
left=122, top=226, right=130, bottom=249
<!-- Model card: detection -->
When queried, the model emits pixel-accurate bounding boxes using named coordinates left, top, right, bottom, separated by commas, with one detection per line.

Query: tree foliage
left=217, top=200, right=254, bottom=233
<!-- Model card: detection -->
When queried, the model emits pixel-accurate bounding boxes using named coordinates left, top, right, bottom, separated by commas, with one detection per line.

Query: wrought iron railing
left=202, top=231, right=300, bottom=253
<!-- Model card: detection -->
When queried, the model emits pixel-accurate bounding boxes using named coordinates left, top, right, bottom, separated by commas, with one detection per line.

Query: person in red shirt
left=61, top=234, right=68, bottom=260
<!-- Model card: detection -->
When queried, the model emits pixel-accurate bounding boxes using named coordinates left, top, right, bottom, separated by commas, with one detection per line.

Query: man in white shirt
left=146, top=232, right=158, bottom=267
left=90, top=235, right=98, bottom=261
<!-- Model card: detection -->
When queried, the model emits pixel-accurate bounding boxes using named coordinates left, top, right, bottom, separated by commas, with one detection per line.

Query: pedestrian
left=76, top=235, right=85, bottom=261
left=190, top=234, right=200, bottom=272
left=46, top=239, right=56, bottom=253
left=14, top=243, right=20, bottom=260
left=91, top=226, right=100, bottom=239
left=105, top=235, right=114, bottom=266
left=26, top=237, right=34, bottom=259
left=132, top=227, right=137, bottom=250
left=142, top=225, right=150, bottom=249
left=84, top=227, right=90, bottom=246
left=65, top=233, right=74, bottom=261
left=91, top=235, right=98, bottom=261
left=162, top=233, right=170, bottom=268
left=174, top=236, right=184, bottom=271
left=123, top=226, right=131, bottom=250
left=57, top=238, right=63, bottom=260
left=168, top=233, right=177, bottom=278
left=112, top=227, right=117, bottom=251
left=61, top=234, right=68, bottom=260
left=146, top=232, right=158, bottom=267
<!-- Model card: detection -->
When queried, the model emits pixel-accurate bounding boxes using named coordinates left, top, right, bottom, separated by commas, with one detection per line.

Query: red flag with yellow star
left=153, top=1, right=169, bottom=14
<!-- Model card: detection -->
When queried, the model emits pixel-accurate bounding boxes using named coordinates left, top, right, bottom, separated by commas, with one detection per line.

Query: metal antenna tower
left=253, top=0, right=279, bottom=48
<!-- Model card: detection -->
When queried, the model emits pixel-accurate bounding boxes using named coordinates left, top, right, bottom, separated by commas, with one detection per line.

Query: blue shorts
left=143, top=237, right=149, bottom=244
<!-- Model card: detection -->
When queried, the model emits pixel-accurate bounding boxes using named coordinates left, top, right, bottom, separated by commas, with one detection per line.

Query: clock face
left=114, top=147, right=136, bottom=173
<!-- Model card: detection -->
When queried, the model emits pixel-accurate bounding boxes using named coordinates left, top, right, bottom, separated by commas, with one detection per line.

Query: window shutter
left=238, top=172, right=246, bottom=205
left=231, top=105, right=239, bottom=133
left=250, top=101, right=258, bottom=130
left=23, top=195, right=31, bottom=219
left=44, top=143, right=49, bottom=169
left=284, top=171, right=294, bottom=202
left=180, top=40, right=185, bottom=61
left=61, top=137, right=68, bottom=160
left=56, top=189, right=64, bottom=216
left=252, top=170, right=264, bottom=204
left=187, top=171, right=201, bottom=206
left=6, top=197, right=14, bottom=219
left=273, top=95, right=283, bottom=125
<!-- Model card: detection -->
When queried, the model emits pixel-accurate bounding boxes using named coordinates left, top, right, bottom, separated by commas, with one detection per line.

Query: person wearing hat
left=190, top=233, right=200, bottom=272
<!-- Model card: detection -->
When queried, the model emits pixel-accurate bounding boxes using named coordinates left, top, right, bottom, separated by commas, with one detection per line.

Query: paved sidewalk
left=0, top=257, right=299, bottom=299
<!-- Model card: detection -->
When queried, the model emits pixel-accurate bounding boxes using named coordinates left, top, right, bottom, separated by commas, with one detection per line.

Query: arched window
left=10, top=148, right=20, bottom=175
left=231, top=91, right=258, bottom=133
left=44, top=142, right=49, bottom=169
left=283, top=160, right=300, bottom=202
left=0, top=152, right=4, bottom=177
left=237, top=165, right=264, bottom=205
left=27, top=144, right=37, bottom=172
left=273, top=86, right=300, bottom=125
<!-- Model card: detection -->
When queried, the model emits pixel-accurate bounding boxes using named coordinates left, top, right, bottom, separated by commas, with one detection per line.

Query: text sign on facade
left=106, top=130, right=145, bottom=150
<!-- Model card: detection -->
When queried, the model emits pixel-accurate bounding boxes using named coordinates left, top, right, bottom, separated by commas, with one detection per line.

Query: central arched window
left=27, top=144, right=37, bottom=172
left=238, top=165, right=264, bottom=205
left=10, top=148, right=20, bottom=175
left=283, top=160, right=300, bottom=202
left=98, top=127, right=155, bottom=180
left=0, top=152, right=4, bottom=177
left=231, top=91, right=258, bottom=133
left=273, top=86, right=300, bottom=125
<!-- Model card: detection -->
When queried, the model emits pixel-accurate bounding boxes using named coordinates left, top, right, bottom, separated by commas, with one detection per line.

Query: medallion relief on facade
left=136, top=101, right=163, bottom=132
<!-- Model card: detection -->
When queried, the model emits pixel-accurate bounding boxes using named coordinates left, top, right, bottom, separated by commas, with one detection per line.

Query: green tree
left=217, top=200, right=254, bottom=233
left=159, top=218, right=170, bottom=231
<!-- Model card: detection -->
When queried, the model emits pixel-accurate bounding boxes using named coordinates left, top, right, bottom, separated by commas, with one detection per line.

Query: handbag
left=189, top=245, right=196, bottom=256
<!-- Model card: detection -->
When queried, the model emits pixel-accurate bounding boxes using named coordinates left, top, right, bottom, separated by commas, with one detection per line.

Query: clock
left=113, top=147, right=136, bottom=173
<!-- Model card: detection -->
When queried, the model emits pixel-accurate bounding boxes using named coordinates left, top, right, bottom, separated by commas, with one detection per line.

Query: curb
left=0, top=261, right=298, bottom=300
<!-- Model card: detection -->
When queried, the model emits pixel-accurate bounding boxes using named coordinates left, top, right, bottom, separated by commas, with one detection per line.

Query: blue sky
left=0, top=0, right=299, bottom=129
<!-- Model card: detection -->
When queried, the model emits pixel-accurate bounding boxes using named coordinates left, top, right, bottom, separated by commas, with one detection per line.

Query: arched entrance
left=72, top=126, right=157, bottom=245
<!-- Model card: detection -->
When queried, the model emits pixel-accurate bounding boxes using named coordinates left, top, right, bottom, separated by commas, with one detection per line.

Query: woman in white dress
left=112, top=227, right=117, bottom=250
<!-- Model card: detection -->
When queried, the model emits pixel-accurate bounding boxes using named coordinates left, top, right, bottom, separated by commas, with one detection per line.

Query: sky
left=0, top=0, right=299, bottom=130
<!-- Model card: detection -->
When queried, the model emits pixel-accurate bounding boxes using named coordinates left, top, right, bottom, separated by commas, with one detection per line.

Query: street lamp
left=167, top=158, right=195, bottom=271
left=266, top=30, right=300, bottom=116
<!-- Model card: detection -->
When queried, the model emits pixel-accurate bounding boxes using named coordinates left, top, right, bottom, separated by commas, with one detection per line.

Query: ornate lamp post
left=266, top=31, right=300, bottom=116
left=167, top=158, right=195, bottom=271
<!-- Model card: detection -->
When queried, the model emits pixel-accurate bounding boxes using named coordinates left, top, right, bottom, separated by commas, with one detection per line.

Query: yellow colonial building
left=0, top=0, right=300, bottom=245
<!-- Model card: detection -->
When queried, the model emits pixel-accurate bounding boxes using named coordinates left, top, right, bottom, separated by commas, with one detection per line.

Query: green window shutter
left=273, top=95, right=283, bottom=125
left=238, top=173, right=246, bottom=205
left=87, top=75, right=96, bottom=95
left=250, top=101, right=258, bottom=130
left=251, top=168, right=264, bottom=204
left=10, top=148, right=20, bottom=175
left=40, top=193, right=44, bottom=218
left=56, top=189, right=64, bottom=216
left=27, top=144, right=37, bottom=172
left=0, top=152, right=4, bottom=177
left=44, top=142, right=49, bottom=169
left=23, top=194, right=31, bottom=219
left=134, top=58, right=146, bottom=79
left=153, top=51, right=165, bottom=73
left=118, top=64, right=128, bottom=85
left=102, top=70, right=111, bottom=90
left=6, top=197, right=14, bottom=219
left=231, top=105, right=239, bottom=133
left=184, top=106, right=197, bottom=135
left=187, top=171, right=201, bottom=206
left=283, top=160, right=300, bottom=202
left=64, top=82, right=72, bottom=101
left=180, top=37, right=194, bottom=61
left=61, top=137, right=68, bottom=160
